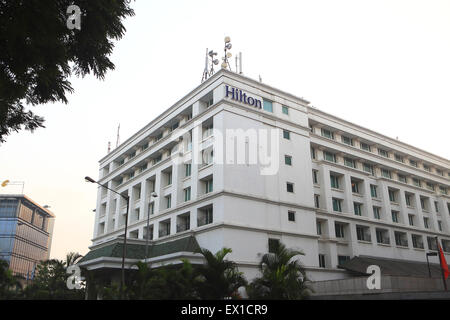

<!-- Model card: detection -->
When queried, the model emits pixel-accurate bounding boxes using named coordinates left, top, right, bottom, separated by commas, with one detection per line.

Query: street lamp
left=85, top=176, right=130, bottom=298
left=426, top=251, right=438, bottom=278
left=145, top=192, right=158, bottom=261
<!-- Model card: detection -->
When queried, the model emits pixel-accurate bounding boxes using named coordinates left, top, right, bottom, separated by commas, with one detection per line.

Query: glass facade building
left=0, top=195, right=55, bottom=278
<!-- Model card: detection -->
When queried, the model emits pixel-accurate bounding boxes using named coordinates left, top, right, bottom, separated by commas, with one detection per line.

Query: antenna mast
left=201, top=49, right=219, bottom=82
left=116, top=124, right=120, bottom=147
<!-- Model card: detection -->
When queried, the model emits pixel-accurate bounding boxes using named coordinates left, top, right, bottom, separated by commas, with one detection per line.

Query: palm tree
left=195, top=247, right=247, bottom=299
left=64, top=252, right=83, bottom=267
left=247, top=241, right=312, bottom=299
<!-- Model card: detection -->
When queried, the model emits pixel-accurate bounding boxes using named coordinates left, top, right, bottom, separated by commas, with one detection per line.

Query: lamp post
left=426, top=251, right=437, bottom=278
left=145, top=192, right=158, bottom=261
left=85, top=176, right=129, bottom=298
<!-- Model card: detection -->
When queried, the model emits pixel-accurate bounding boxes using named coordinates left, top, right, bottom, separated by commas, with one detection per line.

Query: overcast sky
left=1, top=0, right=449, bottom=260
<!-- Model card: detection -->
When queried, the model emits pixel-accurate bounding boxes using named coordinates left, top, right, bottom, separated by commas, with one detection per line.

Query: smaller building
left=0, top=194, right=55, bottom=279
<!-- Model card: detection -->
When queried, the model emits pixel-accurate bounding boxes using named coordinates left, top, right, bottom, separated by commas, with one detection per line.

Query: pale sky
left=1, top=0, right=449, bottom=260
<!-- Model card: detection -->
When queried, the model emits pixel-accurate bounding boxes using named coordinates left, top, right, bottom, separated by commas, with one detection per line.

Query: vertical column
left=320, top=166, right=332, bottom=212
left=140, top=180, right=147, bottom=222
left=397, top=187, right=409, bottom=225
left=413, top=194, right=425, bottom=228
left=342, top=174, right=353, bottom=214
left=362, top=180, right=373, bottom=218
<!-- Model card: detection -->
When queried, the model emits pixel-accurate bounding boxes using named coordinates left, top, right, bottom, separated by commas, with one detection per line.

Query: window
left=184, top=187, right=191, bottom=202
left=408, top=214, right=414, bottom=226
left=373, top=207, right=381, bottom=219
left=388, top=189, right=397, bottom=202
left=335, top=223, right=345, bottom=238
left=395, top=154, right=404, bottom=163
left=286, top=182, right=294, bottom=193
left=360, top=142, right=371, bottom=152
left=342, top=136, right=353, bottom=146
left=319, top=254, right=326, bottom=268
left=185, top=163, right=192, bottom=177
left=412, top=234, right=424, bottom=249
left=283, top=130, right=290, bottom=140
left=391, top=211, right=399, bottom=223
left=409, top=159, right=418, bottom=167
left=381, top=169, right=391, bottom=179
left=423, top=164, right=430, bottom=172
left=205, top=178, right=213, bottom=194
left=165, top=195, right=172, bottom=209
left=285, top=155, right=292, bottom=166
left=413, top=178, right=421, bottom=187
left=332, top=198, right=342, bottom=212
left=344, top=157, right=356, bottom=168
left=427, top=237, right=438, bottom=251
left=426, top=183, right=435, bottom=191
left=268, top=238, right=280, bottom=253
left=398, top=174, right=407, bottom=183
left=423, top=217, right=429, bottom=229
left=263, top=99, right=273, bottom=112
left=376, top=229, right=390, bottom=245
left=312, top=170, right=318, bottom=184
left=434, top=201, right=439, bottom=212
left=338, top=256, right=350, bottom=268
left=405, top=193, right=413, bottom=207
left=378, top=148, right=389, bottom=158
left=167, top=172, right=172, bottom=186
left=148, top=202, right=154, bottom=215
left=321, top=128, right=334, bottom=140
left=324, top=151, right=336, bottom=163
left=311, top=147, right=316, bottom=159
left=330, top=174, right=340, bottom=189
left=198, top=206, right=213, bottom=226
left=316, top=220, right=322, bottom=235
left=351, top=179, right=360, bottom=194
left=420, top=198, right=427, bottom=211
left=363, top=163, right=374, bottom=175
left=438, top=221, right=443, bottom=232
left=370, top=185, right=377, bottom=198
left=288, top=211, right=295, bottom=222
left=395, top=232, right=408, bottom=247
left=314, top=195, right=320, bottom=208
left=436, top=169, right=444, bottom=176
left=439, top=186, right=448, bottom=195
left=354, top=203, right=362, bottom=216
left=282, top=105, right=289, bottom=115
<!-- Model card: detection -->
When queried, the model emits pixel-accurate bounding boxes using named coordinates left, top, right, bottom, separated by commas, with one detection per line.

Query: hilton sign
left=225, top=85, right=262, bottom=109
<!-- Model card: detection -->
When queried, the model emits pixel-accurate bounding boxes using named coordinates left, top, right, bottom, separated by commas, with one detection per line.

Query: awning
left=78, top=235, right=201, bottom=264
left=339, top=255, right=449, bottom=278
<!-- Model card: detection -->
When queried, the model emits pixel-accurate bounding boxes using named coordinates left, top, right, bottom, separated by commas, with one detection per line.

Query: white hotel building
left=79, top=69, right=450, bottom=292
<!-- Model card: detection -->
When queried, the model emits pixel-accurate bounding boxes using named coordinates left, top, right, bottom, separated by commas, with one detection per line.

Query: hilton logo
left=225, top=85, right=262, bottom=109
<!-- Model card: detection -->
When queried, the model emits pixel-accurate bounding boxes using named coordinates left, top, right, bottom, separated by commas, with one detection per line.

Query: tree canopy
left=0, top=0, right=135, bottom=142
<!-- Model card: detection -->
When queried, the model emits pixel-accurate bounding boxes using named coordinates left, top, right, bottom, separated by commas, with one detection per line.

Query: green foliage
left=0, top=0, right=135, bottom=142
left=247, top=241, right=312, bottom=300
left=0, top=259, right=22, bottom=299
left=22, top=257, right=85, bottom=300
left=195, top=247, right=247, bottom=299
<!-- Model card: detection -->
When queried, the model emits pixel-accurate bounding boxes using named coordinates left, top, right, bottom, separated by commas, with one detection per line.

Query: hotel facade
left=80, top=69, right=450, bottom=289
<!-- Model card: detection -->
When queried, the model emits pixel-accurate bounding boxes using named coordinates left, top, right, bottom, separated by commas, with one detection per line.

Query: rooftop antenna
left=202, top=48, right=219, bottom=82
left=107, top=141, right=111, bottom=153
left=116, top=124, right=120, bottom=147
left=221, top=36, right=232, bottom=70
left=259, top=75, right=262, bottom=82
left=235, top=52, right=242, bottom=74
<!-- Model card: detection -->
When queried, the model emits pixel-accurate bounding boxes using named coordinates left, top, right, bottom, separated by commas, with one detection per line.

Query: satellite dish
left=1, top=180, right=9, bottom=187
left=226, top=52, right=232, bottom=58
left=226, top=43, right=232, bottom=50
left=224, top=36, right=231, bottom=43
left=221, top=62, right=228, bottom=69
